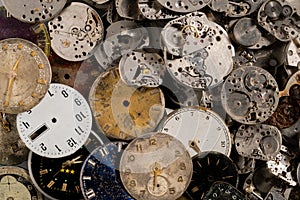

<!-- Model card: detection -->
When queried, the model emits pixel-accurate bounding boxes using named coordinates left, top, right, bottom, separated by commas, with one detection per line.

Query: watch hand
left=189, top=139, right=201, bottom=154
left=62, top=155, right=83, bottom=168
left=3, top=55, right=22, bottom=107
left=152, top=162, right=161, bottom=191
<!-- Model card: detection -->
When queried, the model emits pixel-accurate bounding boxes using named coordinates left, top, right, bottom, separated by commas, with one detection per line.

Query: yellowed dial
left=89, top=67, right=165, bottom=140
left=0, top=38, right=52, bottom=114
left=119, top=132, right=193, bottom=200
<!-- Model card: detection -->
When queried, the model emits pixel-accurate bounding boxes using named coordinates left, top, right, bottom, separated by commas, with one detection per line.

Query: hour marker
left=65, top=169, right=70, bottom=173
left=39, top=169, right=48, bottom=175
left=29, top=124, right=49, bottom=141
left=32, top=93, right=38, bottom=98
left=192, top=186, right=200, bottom=193
left=86, top=189, right=96, bottom=199
left=38, top=64, right=44, bottom=69
left=62, top=183, right=67, bottom=191
left=3, top=101, right=9, bottom=107
left=17, top=44, right=23, bottom=49
left=30, top=51, right=36, bottom=57
left=82, top=176, right=92, bottom=180
left=37, top=79, right=47, bottom=85
left=47, top=180, right=55, bottom=188
left=18, top=101, right=25, bottom=106
left=70, top=170, right=75, bottom=174
left=2, top=45, right=8, bottom=50
left=75, top=185, right=80, bottom=193
left=88, top=159, right=96, bottom=166
left=99, top=147, right=108, bottom=157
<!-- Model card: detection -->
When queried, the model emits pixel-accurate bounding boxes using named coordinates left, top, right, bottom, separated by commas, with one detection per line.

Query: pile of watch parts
left=0, top=0, right=299, bottom=200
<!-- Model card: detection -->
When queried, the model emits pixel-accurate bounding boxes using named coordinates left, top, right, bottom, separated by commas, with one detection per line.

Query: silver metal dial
left=159, top=107, right=231, bottom=157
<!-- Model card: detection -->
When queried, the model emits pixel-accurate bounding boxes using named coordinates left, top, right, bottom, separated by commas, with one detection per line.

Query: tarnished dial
left=89, top=67, right=165, bottom=141
left=48, top=2, right=104, bottom=61
left=159, top=107, right=231, bottom=157
left=234, top=124, right=282, bottom=161
left=0, top=38, right=52, bottom=114
left=185, top=151, right=239, bottom=200
left=0, top=166, right=43, bottom=200
left=17, top=83, right=92, bottom=158
left=80, top=142, right=134, bottom=200
left=28, top=131, right=104, bottom=200
left=1, top=0, right=67, bottom=23
left=0, top=114, right=29, bottom=166
left=0, top=7, right=51, bottom=56
left=119, top=132, right=193, bottom=200
left=221, top=66, right=279, bottom=124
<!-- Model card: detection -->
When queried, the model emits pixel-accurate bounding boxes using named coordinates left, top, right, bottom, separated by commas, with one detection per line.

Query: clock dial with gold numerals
left=28, top=130, right=104, bottom=200
left=120, top=132, right=193, bottom=200
left=0, top=166, right=43, bottom=200
left=89, top=67, right=165, bottom=140
left=0, top=38, right=52, bottom=114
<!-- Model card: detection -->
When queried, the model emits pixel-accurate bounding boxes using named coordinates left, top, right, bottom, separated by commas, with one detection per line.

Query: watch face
left=0, top=114, right=29, bottom=165
left=0, top=166, right=43, bottom=200
left=0, top=38, right=52, bottom=114
left=203, top=182, right=247, bottom=200
left=185, top=151, right=239, bottom=199
left=28, top=130, right=104, bottom=200
left=48, top=2, right=104, bottom=61
left=0, top=8, right=51, bottom=56
left=159, top=107, right=231, bottom=157
left=17, top=83, right=93, bottom=158
left=119, top=132, right=193, bottom=200
left=1, top=0, right=67, bottom=23
left=80, top=142, right=134, bottom=200
left=89, top=67, right=165, bottom=141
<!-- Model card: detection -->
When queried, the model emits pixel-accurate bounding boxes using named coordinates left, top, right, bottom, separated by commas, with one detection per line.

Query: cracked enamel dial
left=0, top=166, right=43, bottom=200
left=89, top=67, right=165, bottom=141
left=119, top=132, right=193, bottom=200
left=17, top=83, right=92, bottom=158
left=0, top=38, right=52, bottom=114
left=159, top=107, right=231, bottom=157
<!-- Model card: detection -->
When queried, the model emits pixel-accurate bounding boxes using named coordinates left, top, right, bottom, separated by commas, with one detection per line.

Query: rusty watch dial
left=89, top=67, right=165, bottom=141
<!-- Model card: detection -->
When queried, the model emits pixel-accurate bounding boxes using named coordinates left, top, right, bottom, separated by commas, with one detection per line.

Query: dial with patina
left=89, top=67, right=165, bottom=140
left=0, top=38, right=51, bottom=114
left=119, top=132, right=193, bottom=200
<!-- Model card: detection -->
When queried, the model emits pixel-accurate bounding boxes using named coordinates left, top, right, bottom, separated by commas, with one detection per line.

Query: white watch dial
left=159, top=107, right=231, bottom=157
left=17, top=83, right=92, bottom=158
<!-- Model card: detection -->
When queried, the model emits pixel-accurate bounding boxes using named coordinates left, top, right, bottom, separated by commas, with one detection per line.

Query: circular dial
left=159, top=107, right=231, bottom=157
left=1, top=0, right=67, bottom=23
left=221, top=66, right=279, bottom=124
left=28, top=130, right=104, bottom=200
left=0, top=8, right=51, bottom=56
left=80, top=142, right=134, bottom=200
left=48, top=2, right=104, bottom=61
left=0, top=166, right=43, bottom=200
left=0, top=38, right=52, bottom=114
left=119, top=132, right=193, bottom=200
left=185, top=151, right=239, bottom=199
left=17, top=83, right=92, bottom=158
left=0, top=113, right=29, bottom=165
left=89, top=67, right=165, bottom=140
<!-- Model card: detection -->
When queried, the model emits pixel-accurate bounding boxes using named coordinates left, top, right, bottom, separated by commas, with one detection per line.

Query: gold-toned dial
left=119, top=132, right=193, bottom=200
left=89, top=67, right=165, bottom=140
left=0, top=38, right=52, bottom=114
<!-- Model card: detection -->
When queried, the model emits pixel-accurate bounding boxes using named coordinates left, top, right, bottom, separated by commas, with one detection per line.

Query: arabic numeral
left=175, top=116, right=180, bottom=121
left=27, top=110, right=32, bottom=114
left=61, top=90, right=69, bottom=98
left=48, top=90, right=54, bottom=97
left=27, top=185, right=33, bottom=190
left=39, top=143, right=47, bottom=151
left=221, top=141, right=226, bottom=148
left=74, top=98, right=82, bottom=106
left=75, top=126, right=84, bottom=135
left=75, top=112, right=87, bottom=122
left=55, top=145, right=62, bottom=152
left=67, top=138, right=77, bottom=147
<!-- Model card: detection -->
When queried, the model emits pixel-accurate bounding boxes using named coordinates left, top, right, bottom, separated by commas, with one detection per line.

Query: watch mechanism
left=0, top=0, right=299, bottom=200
